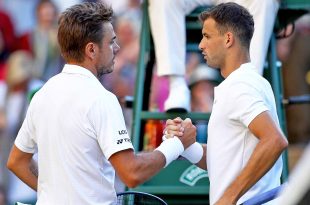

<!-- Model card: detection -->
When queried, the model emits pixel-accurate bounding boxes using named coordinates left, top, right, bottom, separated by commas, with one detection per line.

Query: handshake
left=155, top=117, right=204, bottom=167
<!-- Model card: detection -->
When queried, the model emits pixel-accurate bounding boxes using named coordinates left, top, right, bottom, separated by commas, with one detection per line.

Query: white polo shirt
left=207, top=63, right=283, bottom=205
left=15, top=64, right=133, bottom=205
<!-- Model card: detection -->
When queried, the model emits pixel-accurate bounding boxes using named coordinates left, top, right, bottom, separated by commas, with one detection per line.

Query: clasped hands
left=163, top=117, right=196, bottom=150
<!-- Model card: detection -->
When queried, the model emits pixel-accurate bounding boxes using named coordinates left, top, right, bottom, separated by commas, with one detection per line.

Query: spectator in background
left=1, top=0, right=82, bottom=37
left=5, top=51, right=33, bottom=141
left=4, top=50, right=37, bottom=204
left=101, top=16, right=140, bottom=135
left=0, top=9, right=16, bottom=53
left=188, top=64, right=220, bottom=113
left=277, top=14, right=310, bottom=145
left=105, top=0, right=128, bottom=14
left=188, top=63, right=220, bottom=143
left=20, top=0, right=62, bottom=82
left=0, top=8, right=16, bottom=197
left=0, top=8, right=16, bottom=115
left=115, top=0, right=142, bottom=34
left=102, top=17, right=139, bottom=99
left=0, top=185, right=6, bottom=205
left=52, top=0, right=82, bottom=12
left=0, top=0, right=37, bottom=37
left=101, top=0, right=141, bottom=101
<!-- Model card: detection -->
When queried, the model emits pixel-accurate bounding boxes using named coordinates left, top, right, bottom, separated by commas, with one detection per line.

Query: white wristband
left=155, top=137, right=184, bottom=167
left=181, top=142, right=203, bottom=164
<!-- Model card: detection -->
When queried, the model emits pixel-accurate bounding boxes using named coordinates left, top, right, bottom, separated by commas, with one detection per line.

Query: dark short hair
left=199, top=2, right=254, bottom=49
left=57, top=2, right=113, bottom=62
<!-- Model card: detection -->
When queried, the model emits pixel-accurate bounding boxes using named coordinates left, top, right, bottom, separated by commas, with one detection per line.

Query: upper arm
left=109, top=149, right=136, bottom=177
left=248, top=111, right=287, bottom=144
left=88, top=95, right=133, bottom=159
left=15, top=103, right=37, bottom=153
left=108, top=149, right=140, bottom=188
left=7, top=145, right=38, bottom=191
left=7, top=145, right=34, bottom=169
left=229, top=82, right=287, bottom=148
left=228, top=83, right=268, bottom=126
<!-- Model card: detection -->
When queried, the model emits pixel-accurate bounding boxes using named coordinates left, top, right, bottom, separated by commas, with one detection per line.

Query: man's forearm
left=30, top=159, right=38, bottom=177
left=13, top=165, right=38, bottom=191
left=7, top=145, right=38, bottom=191
left=110, top=149, right=166, bottom=188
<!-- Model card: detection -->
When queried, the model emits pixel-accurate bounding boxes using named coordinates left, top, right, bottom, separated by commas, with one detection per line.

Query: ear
left=224, top=32, right=234, bottom=48
left=85, top=42, right=96, bottom=60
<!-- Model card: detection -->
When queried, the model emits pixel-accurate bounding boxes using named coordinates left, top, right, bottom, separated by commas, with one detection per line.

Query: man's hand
left=164, top=117, right=184, bottom=138
left=164, top=117, right=206, bottom=168
left=180, top=118, right=196, bottom=149
left=164, top=117, right=196, bottom=149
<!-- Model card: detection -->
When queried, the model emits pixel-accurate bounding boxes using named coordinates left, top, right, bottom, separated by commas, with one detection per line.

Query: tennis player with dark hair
left=165, top=3, right=288, bottom=205
left=6, top=2, right=196, bottom=204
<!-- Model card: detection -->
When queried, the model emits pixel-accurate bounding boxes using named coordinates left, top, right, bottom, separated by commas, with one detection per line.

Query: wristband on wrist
left=155, top=137, right=184, bottom=167
left=181, top=142, right=203, bottom=164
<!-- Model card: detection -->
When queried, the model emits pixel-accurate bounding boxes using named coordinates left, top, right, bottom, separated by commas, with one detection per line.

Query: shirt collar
left=225, top=62, right=254, bottom=79
left=216, top=62, right=255, bottom=89
left=62, top=64, right=97, bottom=80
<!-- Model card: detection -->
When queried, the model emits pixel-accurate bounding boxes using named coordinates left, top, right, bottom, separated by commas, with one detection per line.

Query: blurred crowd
left=0, top=0, right=309, bottom=204
left=0, top=0, right=62, bottom=204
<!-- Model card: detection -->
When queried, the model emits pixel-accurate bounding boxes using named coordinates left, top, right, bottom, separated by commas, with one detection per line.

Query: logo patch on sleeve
left=118, top=130, right=128, bottom=135
left=116, top=138, right=131, bottom=144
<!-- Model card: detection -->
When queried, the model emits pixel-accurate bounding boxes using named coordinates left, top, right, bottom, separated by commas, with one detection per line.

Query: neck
left=221, top=50, right=250, bottom=78
left=67, top=61, right=98, bottom=78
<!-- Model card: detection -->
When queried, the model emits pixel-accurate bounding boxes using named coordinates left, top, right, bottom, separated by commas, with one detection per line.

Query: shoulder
left=91, top=88, right=120, bottom=110
left=229, top=66, right=271, bottom=91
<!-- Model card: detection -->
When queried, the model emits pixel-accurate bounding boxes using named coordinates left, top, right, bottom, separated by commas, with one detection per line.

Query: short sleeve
left=15, top=103, right=37, bottom=153
left=88, top=94, right=133, bottom=159
left=228, top=82, right=268, bottom=127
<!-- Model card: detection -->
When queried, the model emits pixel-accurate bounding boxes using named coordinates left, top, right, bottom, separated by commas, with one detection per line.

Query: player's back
left=31, top=65, right=117, bottom=205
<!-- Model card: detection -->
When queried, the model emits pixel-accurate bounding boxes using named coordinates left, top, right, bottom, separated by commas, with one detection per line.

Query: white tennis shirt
left=15, top=64, right=133, bottom=205
left=207, top=63, right=283, bottom=205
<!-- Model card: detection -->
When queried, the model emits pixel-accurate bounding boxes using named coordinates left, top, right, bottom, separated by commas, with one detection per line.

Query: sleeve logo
left=118, top=130, right=128, bottom=135
left=116, top=138, right=131, bottom=144
left=116, top=139, right=123, bottom=144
